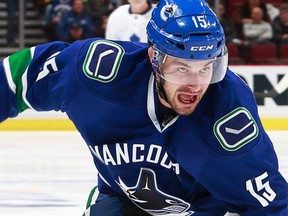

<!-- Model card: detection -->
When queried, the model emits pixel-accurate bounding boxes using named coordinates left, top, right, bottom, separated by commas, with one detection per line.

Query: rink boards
left=0, top=117, right=287, bottom=131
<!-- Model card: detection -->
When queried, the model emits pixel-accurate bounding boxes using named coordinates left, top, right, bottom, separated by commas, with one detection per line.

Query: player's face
left=158, top=54, right=214, bottom=85
left=128, top=0, right=147, bottom=8
left=159, top=74, right=210, bottom=115
left=148, top=49, right=211, bottom=115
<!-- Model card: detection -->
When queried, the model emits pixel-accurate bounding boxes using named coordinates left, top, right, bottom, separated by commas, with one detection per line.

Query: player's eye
left=177, top=67, right=188, bottom=73
left=199, top=66, right=211, bottom=74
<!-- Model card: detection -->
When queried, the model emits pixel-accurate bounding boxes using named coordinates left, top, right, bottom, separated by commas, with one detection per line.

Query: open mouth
left=178, top=93, right=198, bottom=105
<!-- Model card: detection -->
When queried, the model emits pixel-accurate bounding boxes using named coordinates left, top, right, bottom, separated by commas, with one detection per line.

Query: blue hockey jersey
left=0, top=38, right=287, bottom=215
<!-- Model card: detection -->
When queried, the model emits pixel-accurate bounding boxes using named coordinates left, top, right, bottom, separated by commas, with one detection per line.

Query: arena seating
left=248, top=43, right=277, bottom=64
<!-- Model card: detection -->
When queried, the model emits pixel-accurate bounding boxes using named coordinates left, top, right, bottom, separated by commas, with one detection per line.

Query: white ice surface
left=0, top=131, right=96, bottom=216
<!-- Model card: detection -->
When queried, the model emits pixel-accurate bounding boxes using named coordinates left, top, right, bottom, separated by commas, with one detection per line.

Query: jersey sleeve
left=0, top=41, right=79, bottom=122
left=198, top=131, right=288, bottom=215
left=197, top=72, right=288, bottom=215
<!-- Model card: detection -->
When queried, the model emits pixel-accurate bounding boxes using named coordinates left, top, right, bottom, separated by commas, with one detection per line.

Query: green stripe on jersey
left=8, top=48, right=33, bottom=112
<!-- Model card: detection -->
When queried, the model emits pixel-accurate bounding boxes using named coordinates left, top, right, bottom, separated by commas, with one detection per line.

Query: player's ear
left=148, top=46, right=154, bottom=63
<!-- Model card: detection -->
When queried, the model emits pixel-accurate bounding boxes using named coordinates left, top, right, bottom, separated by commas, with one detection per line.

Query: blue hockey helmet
left=146, top=0, right=228, bottom=84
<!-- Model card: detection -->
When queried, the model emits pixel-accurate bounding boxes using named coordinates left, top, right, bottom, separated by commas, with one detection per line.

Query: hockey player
left=105, top=0, right=156, bottom=42
left=0, top=0, right=287, bottom=215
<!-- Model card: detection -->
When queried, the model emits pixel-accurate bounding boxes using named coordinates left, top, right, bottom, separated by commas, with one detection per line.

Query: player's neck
left=156, top=95, right=176, bottom=128
left=157, top=94, right=171, bottom=110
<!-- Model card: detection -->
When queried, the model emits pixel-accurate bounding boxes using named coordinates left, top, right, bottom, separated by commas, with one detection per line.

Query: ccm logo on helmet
left=191, top=45, right=214, bottom=51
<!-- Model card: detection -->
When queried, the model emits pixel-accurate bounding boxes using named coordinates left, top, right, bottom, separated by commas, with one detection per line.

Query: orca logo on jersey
left=117, top=168, right=194, bottom=215
left=83, top=40, right=124, bottom=82
left=213, top=107, right=259, bottom=151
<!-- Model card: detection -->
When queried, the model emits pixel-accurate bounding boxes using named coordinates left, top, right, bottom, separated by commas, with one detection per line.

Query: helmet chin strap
left=153, top=68, right=170, bottom=105
left=150, top=46, right=170, bottom=105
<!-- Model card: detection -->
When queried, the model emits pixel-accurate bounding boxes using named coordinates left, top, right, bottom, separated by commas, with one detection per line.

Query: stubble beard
left=165, top=89, right=199, bottom=116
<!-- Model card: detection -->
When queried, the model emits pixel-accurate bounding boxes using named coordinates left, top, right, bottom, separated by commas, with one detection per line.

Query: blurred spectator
left=56, top=0, right=94, bottom=42
left=110, top=0, right=124, bottom=7
left=66, top=23, right=85, bottom=42
left=266, top=3, right=280, bottom=22
left=105, top=0, right=156, bottom=42
left=44, top=0, right=72, bottom=41
left=240, top=6, right=273, bottom=63
left=241, top=0, right=271, bottom=23
left=243, top=6, right=273, bottom=43
left=273, top=4, right=288, bottom=46
left=84, top=0, right=116, bottom=37
left=33, top=0, right=51, bottom=15
left=210, top=2, right=240, bottom=44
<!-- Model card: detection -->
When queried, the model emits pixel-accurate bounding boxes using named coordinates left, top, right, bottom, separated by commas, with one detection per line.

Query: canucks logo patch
left=213, top=107, right=259, bottom=151
left=117, top=168, right=194, bottom=215
left=83, top=40, right=124, bottom=82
